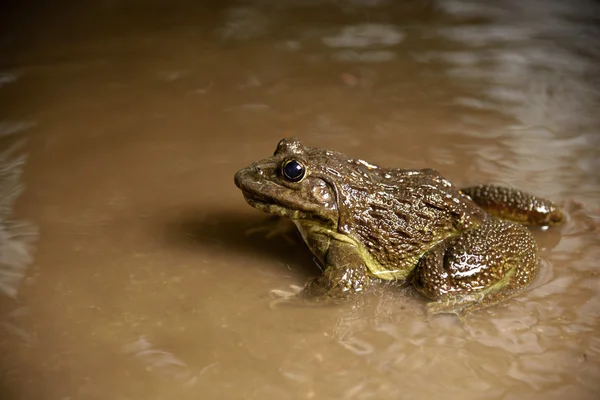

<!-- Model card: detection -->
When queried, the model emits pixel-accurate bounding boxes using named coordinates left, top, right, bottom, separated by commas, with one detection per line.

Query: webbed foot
left=268, top=241, right=372, bottom=307
left=268, top=284, right=304, bottom=308
left=245, top=216, right=297, bottom=244
left=461, top=185, right=564, bottom=226
left=425, top=293, right=485, bottom=316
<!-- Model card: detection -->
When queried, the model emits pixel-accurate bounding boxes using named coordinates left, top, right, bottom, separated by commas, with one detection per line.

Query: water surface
left=1, top=1, right=599, bottom=399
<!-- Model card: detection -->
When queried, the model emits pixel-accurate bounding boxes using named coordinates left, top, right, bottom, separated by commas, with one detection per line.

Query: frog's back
left=336, top=166, right=487, bottom=278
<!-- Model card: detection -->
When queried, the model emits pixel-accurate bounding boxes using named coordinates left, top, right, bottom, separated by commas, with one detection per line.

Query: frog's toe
left=269, top=284, right=303, bottom=299
left=426, top=300, right=462, bottom=316
left=268, top=285, right=304, bottom=308
left=425, top=293, right=484, bottom=316
left=245, top=217, right=297, bottom=244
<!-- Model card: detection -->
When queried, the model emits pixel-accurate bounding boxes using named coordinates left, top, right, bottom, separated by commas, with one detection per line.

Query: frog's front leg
left=413, top=218, right=538, bottom=315
left=270, top=239, right=371, bottom=305
left=300, top=241, right=371, bottom=299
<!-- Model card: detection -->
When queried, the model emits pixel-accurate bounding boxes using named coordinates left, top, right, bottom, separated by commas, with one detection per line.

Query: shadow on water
left=161, top=208, right=318, bottom=272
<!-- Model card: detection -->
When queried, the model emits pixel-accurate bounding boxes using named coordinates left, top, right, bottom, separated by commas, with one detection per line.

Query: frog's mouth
left=234, top=167, right=338, bottom=227
left=237, top=179, right=319, bottom=221
left=241, top=191, right=312, bottom=220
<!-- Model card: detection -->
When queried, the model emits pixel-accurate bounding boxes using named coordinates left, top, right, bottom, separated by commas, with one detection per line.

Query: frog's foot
left=245, top=217, right=297, bottom=244
left=460, top=185, right=564, bottom=226
left=425, top=293, right=485, bottom=316
left=268, top=248, right=372, bottom=308
left=268, top=284, right=304, bottom=308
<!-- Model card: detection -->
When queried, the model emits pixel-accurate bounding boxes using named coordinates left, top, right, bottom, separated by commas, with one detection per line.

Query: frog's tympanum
left=234, top=138, right=564, bottom=314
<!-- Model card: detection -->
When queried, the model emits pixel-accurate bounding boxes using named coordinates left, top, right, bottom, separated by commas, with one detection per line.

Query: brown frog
left=234, top=138, right=564, bottom=314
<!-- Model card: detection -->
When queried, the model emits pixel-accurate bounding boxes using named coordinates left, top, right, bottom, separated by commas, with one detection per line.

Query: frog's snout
left=235, top=164, right=264, bottom=189
left=234, top=168, right=245, bottom=189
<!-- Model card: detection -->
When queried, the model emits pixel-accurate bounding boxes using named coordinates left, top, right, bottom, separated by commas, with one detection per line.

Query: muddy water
left=1, top=1, right=599, bottom=399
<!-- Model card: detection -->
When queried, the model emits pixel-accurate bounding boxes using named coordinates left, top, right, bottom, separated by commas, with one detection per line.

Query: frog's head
left=235, top=137, right=348, bottom=228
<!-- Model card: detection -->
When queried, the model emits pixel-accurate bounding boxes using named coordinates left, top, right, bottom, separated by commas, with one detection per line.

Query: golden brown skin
left=234, top=138, right=564, bottom=314
left=460, top=185, right=564, bottom=226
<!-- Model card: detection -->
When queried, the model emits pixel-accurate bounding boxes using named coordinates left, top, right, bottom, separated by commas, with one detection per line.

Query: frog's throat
left=293, top=221, right=414, bottom=281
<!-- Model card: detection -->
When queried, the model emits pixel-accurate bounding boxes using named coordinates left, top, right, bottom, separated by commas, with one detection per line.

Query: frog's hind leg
left=461, top=185, right=564, bottom=226
left=413, top=219, right=538, bottom=315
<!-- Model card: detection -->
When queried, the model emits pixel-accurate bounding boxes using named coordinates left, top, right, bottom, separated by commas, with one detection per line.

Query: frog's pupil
left=283, top=160, right=305, bottom=182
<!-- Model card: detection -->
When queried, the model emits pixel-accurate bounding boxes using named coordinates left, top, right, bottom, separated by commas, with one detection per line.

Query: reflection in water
left=0, top=72, right=19, bottom=88
left=0, top=133, right=37, bottom=300
left=0, top=0, right=599, bottom=399
left=123, top=336, right=198, bottom=385
left=219, top=6, right=271, bottom=41
left=323, top=23, right=404, bottom=63
left=0, top=123, right=38, bottom=353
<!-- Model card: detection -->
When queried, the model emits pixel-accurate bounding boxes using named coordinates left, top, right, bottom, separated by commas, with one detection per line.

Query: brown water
left=1, top=1, right=600, bottom=399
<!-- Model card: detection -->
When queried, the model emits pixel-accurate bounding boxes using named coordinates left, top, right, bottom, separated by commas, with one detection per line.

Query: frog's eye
left=282, top=159, right=306, bottom=182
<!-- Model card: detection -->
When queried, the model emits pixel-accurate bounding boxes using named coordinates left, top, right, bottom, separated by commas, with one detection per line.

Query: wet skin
left=234, top=138, right=564, bottom=314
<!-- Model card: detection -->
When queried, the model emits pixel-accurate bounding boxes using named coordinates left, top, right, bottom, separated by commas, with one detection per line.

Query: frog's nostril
left=253, top=165, right=264, bottom=176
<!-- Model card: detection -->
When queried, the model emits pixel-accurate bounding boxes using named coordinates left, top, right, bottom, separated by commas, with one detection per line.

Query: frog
left=234, top=138, right=565, bottom=314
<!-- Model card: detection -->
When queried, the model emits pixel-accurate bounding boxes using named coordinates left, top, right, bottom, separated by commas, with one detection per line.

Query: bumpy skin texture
left=414, top=219, right=538, bottom=314
left=460, top=185, right=564, bottom=226
left=234, top=138, right=565, bottom=314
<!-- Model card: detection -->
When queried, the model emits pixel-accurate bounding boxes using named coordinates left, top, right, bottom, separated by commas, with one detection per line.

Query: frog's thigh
left=413, top=219, right=538, bottom=314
